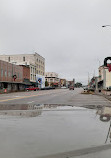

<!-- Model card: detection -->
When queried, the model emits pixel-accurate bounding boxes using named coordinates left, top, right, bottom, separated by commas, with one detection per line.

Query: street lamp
left=102, top=25, right=111, bottom=27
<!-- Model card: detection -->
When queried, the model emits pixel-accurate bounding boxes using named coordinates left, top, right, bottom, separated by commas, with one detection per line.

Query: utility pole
left=88, top=72, right=90, bottom=88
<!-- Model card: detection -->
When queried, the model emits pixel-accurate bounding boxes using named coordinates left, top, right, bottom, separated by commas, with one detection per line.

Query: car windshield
left=0, top=1, right=111, bottom=158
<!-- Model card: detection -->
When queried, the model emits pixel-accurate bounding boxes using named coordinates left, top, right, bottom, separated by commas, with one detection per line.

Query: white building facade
left=45, top=72, right=60, bottom=87
left=98, top=66, right=111, bottom=90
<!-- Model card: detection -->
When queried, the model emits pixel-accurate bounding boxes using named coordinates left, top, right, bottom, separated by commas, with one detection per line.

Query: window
left=31, top=67, right=32, bottom=73
left=1, top=69, right=3, bottom=77
left=50, top=79, right=53, bottom=82
left=5, top=70, right=7, bottom=77
left=37, top=70, right=38, bottom=74
left=8, top=57, right=10, bottom=62
left=8, top=72, right=11, bottom=77
left=31, top=74, right=32, bottom=80
left=37, top=58, right=38, bottom=62
left=23, top=56, right=25, bottom=61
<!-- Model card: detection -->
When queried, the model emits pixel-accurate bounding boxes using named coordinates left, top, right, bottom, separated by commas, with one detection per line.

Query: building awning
left=23, top=79, right=32, bottom=85
left=0, top=81, right=23, bottom=84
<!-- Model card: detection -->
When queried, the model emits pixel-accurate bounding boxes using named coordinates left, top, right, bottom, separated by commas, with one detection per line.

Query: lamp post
left=102, top=25, right=111, bottom=27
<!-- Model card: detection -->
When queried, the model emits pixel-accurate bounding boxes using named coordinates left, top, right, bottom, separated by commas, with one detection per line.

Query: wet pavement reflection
left=0, top=105, right=110, bottom=158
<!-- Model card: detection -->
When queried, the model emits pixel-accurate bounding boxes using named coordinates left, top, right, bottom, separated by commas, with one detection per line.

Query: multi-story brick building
left=0, top=52, right=45, bottom=83
left=45, top=72, right=60, bottom=87
left=19, top=65, right=31, bottom=87
left=0, top=60, right=24, bottom=92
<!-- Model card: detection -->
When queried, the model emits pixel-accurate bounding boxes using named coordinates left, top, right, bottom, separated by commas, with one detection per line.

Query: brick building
left=0, top=60, right=24, bottom=93
left=0, top=52, right=45, bottom=83
left=20, top=65, right=31, bottom=87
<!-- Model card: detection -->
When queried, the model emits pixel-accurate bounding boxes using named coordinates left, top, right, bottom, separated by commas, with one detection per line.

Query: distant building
left=68, top=80, right=75, bottom=87
left=0, top=52, right=45, bottom=84
left=45, top=72, right=60, bottom=87
left=98, top=65, right=111, bottom=90
left=60, top=79, right=66, bottom=87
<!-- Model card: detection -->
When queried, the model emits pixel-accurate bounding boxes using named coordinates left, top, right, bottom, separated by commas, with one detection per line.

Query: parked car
left=69, top=86, right=74, bottom=90
left=41, top=87, right=55, bottom=90
left=26, top=86, right=39, bottom=91
left=83, top=87, right=88, bottom=90
left=61, top=86, right=67, bottom=89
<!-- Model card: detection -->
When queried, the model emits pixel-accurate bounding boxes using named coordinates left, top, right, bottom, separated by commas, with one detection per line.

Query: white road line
left=27, top=101, right=35, bottom=104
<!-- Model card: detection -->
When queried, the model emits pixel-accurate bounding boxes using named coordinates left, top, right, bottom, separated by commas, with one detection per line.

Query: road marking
left=27, top=101, right=35, bottom=104
left=0, top=90, right=68, bottom=103
left=0, top=94, right=43, bottom=102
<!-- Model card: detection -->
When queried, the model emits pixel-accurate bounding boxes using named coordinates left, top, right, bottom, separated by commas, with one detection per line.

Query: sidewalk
left=95, top=91, right=111, bottom=102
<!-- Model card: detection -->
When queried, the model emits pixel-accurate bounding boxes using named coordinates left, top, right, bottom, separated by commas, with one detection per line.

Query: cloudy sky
left=0, top=0, right=111, bottom=84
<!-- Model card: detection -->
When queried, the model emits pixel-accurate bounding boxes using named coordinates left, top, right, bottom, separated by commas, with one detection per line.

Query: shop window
left=23, top=56, right=25, bottom=61
left=8, top=57, right=10, bottom=62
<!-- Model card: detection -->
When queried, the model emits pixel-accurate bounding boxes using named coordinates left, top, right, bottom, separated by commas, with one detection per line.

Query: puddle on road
left=0, top=105, right=111, bottom=158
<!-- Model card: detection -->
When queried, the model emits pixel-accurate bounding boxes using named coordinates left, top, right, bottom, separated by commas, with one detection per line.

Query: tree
left=75, top=82, right=82, bottom=88
left=45, top=81, right=49, bottom=87
left=50, top=82, right=54, bottom=87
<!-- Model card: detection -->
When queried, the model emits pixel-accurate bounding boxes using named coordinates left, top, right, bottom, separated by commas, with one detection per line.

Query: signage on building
left=36, top=74, right=45, bottom=88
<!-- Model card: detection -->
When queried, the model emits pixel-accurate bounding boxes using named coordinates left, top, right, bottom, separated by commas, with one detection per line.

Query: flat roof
left=0, top=52, right=45, bottom=59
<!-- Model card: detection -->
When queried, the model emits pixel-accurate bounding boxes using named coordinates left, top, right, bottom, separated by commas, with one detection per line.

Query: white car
left=61, top=86, right=67, bottom=89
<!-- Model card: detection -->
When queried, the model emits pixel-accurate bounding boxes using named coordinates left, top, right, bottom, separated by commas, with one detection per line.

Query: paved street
left=0, top=88, right=111, bottom=107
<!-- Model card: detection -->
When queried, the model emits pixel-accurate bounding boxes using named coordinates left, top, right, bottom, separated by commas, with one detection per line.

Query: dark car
left=41, top=87, right=55, bottom=90
left=69, top=86, right=74, bottom=90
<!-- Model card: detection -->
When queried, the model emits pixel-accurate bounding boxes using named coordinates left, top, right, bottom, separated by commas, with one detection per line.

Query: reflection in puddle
left=0, top=105, right=111, bottom=158
left=96, top=106, right=111, bottom=144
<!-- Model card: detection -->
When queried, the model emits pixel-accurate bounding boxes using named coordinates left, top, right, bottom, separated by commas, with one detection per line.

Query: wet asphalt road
left=0, top=88, right=111, bottom=107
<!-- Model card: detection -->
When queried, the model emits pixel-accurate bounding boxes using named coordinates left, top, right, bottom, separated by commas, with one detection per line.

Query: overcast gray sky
left=0, top=0, right=111, bottom=84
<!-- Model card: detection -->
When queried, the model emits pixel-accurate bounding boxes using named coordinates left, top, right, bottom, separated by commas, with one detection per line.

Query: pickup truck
left=26, top=86, right=39, bottom=91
